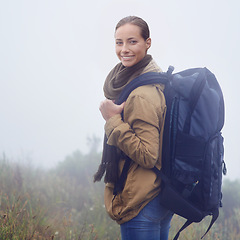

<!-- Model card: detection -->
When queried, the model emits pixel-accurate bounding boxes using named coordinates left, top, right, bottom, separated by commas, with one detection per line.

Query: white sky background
left=0, top=0, right=239, bottom=179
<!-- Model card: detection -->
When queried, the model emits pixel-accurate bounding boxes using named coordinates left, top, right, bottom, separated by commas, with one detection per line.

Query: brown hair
left=115, top=16, right=150, bottom=41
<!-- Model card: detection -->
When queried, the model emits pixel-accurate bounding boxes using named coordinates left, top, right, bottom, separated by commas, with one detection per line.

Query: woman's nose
left=122, top=43, right=129, bottom=52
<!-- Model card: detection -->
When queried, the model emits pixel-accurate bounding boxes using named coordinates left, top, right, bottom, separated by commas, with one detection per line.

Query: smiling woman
left=94, top=16, right=173, bottom=240
left=115, top=23, right=151, bottom=67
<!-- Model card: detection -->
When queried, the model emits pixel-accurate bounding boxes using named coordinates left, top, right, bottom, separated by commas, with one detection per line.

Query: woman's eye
left=116, top=41, right=123, bottom=45
left=130, top=40, right=137, bottom=44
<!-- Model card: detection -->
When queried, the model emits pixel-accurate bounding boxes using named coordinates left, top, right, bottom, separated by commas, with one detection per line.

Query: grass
left=0, top=154, right=239, bottom=240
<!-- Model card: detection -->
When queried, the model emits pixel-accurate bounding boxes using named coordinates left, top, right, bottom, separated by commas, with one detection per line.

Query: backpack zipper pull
left=222, top=160, right=227, bottom=175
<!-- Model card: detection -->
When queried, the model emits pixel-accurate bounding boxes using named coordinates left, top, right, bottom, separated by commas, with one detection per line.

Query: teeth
left=122, top=56, right=133, bottom=60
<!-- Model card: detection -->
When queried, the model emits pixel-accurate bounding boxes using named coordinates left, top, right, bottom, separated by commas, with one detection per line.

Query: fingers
left=99, top=99, right=125, bottom=121
left=120, top=101, right=125, bottom=110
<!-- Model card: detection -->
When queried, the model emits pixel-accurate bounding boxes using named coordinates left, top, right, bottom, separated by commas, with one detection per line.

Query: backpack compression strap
left=183, top=68, right=207, bottom=134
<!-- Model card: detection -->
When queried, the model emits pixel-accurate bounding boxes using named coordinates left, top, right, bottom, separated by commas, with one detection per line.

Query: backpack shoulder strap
left=116, top=71, right=168, bottom=104
left=113, top=71, right=169, bottom=196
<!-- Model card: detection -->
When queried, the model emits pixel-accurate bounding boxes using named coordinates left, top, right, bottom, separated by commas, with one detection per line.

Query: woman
left=94, top=16, right=173, bottom=240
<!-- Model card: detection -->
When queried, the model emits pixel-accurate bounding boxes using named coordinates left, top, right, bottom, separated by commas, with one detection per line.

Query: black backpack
left=114, top=66, right=226, bottom=240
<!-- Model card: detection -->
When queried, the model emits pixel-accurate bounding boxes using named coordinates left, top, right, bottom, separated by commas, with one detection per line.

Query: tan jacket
left=104, top=60, right=166, bottom=224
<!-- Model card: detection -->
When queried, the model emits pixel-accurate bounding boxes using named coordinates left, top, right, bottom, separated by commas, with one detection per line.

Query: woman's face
left=115, top=23, right=151, bottom=67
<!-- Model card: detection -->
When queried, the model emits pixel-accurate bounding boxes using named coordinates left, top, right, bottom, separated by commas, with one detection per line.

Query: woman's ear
left=146, top=38, right=151, bottom=50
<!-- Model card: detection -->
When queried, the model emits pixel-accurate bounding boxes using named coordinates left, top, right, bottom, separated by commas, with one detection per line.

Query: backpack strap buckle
left=182, top=181, right=199, bottom=198
left=167, top=65, right=174, bottom=76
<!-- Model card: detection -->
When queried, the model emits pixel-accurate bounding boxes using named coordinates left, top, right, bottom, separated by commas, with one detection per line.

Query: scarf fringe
left=93, top=163, right=106, bottom=182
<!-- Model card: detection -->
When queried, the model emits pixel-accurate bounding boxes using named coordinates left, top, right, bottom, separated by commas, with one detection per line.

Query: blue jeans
left=120, top=194, right=173, bottom=240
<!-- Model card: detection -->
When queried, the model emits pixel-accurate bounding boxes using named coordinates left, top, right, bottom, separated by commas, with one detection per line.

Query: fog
left=0, top=0, right=239, bottom=180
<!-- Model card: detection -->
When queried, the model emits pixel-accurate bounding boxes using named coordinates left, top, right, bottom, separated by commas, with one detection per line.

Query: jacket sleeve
left=104, top=91, right=165, bottom=169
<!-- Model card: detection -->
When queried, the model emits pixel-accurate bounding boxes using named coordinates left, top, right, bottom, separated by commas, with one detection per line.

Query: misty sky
left=0, top=0, right=239, bottom=180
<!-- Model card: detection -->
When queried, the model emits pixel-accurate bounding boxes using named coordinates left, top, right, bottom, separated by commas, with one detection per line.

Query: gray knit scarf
left=94, top=54, right=153, bottom=183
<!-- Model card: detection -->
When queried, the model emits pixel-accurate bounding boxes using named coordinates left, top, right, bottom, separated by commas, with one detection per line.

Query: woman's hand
left=99, top=99, right=125, bottom=121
